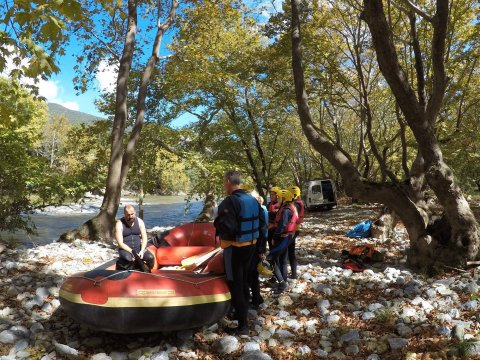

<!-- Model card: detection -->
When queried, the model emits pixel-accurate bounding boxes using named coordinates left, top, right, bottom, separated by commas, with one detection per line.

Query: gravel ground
left=1, top=204, right=480, bottom=359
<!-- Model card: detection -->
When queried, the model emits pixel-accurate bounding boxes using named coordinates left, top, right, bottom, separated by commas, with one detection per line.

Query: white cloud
left=96, top=60, right=118, bottom=93
left=1, top=48, right=80, bottom=111
left=38, top=79, right=59, bottom=99
left=36, top=79, right=80, bottom=111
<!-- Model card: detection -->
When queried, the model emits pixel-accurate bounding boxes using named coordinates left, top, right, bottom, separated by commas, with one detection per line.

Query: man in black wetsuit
left=115, top=204, right=155, bottom=270
left=214, top=170, right=264, bottom=337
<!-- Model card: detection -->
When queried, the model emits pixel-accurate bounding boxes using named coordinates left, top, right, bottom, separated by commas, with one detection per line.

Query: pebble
left=90, top=354, right=112, bottom=360
left=0, top=330, right=19, bottom=344
left=3, top=211, right=480, bottom=359
left=54, top=342, right=79, bottom=359
left=340, top=330, right=360, bottom=343
left=388, top=337, right=408, bottom=350
left=212, top=336, right=239, bottom=355
left=238, top=351, right=272, bottom=360
left=150, top=352, right=169, bottom=360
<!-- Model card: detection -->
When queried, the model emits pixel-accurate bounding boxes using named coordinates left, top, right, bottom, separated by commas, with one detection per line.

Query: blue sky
left=33, top=0, right=281, bottom=127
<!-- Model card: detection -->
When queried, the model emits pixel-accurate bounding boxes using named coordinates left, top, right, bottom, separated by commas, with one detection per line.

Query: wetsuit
left=118, top=217, right=154, bottom=269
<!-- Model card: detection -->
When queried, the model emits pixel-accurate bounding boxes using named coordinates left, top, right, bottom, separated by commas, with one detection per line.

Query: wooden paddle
left=180, top=247, right=222, bottom=271
left=132, top=250, right=151, bottom=273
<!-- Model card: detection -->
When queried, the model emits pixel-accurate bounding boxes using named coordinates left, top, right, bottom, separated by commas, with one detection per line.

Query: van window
left=311, top=185, right=322, bottom=194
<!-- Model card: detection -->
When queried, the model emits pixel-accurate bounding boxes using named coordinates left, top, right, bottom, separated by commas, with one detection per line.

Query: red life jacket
left=293, top=198, right=305, bottom=224
left=267, top=201, right=280, bottom=225
left=274, top=203, right=299, bottom=235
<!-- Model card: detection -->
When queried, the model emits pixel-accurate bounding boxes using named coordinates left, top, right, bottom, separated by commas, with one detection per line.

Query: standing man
left=214, top=170, right=262, bottom=336
left=115, top=204, right=155, bottom=270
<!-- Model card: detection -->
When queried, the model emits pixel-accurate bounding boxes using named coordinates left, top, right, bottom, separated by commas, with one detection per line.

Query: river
left=8, top=195, right=203, bottom=248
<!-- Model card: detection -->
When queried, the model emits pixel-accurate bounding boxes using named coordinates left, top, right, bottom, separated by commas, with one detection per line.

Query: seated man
left=115, top=204, right=155, bottom=270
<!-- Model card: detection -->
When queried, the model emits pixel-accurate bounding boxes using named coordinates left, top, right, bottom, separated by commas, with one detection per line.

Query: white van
left=301, top=179, right=337, bottom=210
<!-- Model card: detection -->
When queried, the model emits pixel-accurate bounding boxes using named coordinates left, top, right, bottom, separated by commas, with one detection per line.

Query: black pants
left=267, top=236, right=290, bottom=283
left=288, top=231, right=299, bottom=278
left=223, top=244, right=255, bottom=329
left=267, top=227, right=276, bottom=251
left=118, top=249, right=155, bottom=270
left=248, top=250, right=263, bottom=305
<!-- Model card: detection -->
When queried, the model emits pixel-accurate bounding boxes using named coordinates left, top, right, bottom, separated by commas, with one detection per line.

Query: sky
left=6, top=0, right=281, bottom=126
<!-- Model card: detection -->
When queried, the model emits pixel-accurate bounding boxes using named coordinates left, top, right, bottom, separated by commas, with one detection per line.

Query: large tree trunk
left=60, top=1, right=138, bottom=242
left=290, top=0, right=480, bottom=272
left=361, top=0, right=480, bottom=269
left=60, top=0, right=178, bottom=242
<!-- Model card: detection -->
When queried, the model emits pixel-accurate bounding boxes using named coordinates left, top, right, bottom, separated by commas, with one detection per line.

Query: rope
left=68, top=270, right=226, bottom=286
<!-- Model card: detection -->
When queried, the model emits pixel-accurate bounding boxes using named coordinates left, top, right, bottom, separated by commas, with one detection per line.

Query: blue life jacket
left=346, top=220, right=372, bottom=238
left=233, top=191, right=260, bottom=242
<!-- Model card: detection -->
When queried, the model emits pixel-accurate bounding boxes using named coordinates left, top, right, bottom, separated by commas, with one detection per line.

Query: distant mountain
left=48, top=103, right=105, bottom=125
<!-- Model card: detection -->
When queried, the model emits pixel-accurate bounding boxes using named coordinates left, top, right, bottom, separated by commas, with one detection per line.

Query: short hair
left=124, top=204, right=135, bottom=213
left=224, top=170, right=241, bottom=186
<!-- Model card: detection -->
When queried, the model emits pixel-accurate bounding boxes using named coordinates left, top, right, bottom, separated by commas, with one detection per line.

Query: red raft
left=59, top=222, right=230, bottom=333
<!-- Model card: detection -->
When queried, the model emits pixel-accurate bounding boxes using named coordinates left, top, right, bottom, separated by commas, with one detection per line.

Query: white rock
left=151, top=352, right=168, bottom=360
left=243, top=342, right=260, bottom=352
left=367, top=303, right=383, bottom=312
left=325, top=315, right=340, bottom=324
left=361, top=312, right=375, bottom=320
left=258, top=330, right=272, bottom=340
left=36, top=287, right=50, bottom=299
left=90, top=354, right=112, bottom=360
left=54, top=342, right=79, bottom=359
left=212, top=336, right=239, bottom=355
left=275, top=330, right=294, bottom=338
left=315, top=349, right=329, bottom=358
left=402, top=308, right=416, bottom=317
left=298, top=345, right=311, bottom=354
left=0, top=330, right=19, bottom=344
left=277, top=296, right=293, bottom=307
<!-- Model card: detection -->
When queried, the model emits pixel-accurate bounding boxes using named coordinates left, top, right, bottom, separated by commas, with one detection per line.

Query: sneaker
left=273, top=281, right=287, bottom=295
left=224, top=326, right=249, bottom=337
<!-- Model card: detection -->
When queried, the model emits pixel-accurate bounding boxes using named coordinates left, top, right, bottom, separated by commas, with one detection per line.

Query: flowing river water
left=8, top=195, right=203, bottom=248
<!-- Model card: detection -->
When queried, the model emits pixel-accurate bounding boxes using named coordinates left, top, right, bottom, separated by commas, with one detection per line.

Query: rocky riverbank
left=1, top=205, right=480, bottom=359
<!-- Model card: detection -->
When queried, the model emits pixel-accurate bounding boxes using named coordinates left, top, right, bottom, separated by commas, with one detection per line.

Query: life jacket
left=293, top=198, right=305, bottom=224
left=267, top=201, right=280, bottom=223
left=274, top=202, right=299, bottom=235
left=233, top=191, right=260, bottom=242
left=121, top=218, right=141, bottom=252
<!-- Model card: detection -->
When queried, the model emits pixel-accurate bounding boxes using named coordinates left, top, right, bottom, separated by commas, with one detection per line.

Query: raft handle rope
left=69, top=270, right=226, bottom=286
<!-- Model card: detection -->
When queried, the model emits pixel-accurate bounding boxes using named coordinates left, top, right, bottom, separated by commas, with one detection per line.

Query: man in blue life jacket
left=214, top=170, right=264, bottom=337
left=115, top=204, right=155, bottom=270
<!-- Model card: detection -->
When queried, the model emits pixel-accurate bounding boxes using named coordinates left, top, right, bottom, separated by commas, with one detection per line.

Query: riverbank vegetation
left=1, top=0, right=479, bottom=271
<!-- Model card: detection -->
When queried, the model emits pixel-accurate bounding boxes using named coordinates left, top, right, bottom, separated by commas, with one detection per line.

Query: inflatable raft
left=59, top=222, right=230, bottom=333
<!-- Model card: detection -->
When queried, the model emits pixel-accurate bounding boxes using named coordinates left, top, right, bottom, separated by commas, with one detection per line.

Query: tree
left=162, top=0, right=303, bottom=199
left=1, top=0, right=83, bottom=86
left=290, top=0, right=480, bottom=271
left=60, top=0, right=178, bottom=241
left=0, top=77, right=49, bottom=234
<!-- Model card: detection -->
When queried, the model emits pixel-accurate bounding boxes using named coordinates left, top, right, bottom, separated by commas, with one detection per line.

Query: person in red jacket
left=288, top=186, right=305, bottom=279
left=266, top=190, right=298, bottom=294
left=266, top=187, right=281, bottom=251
